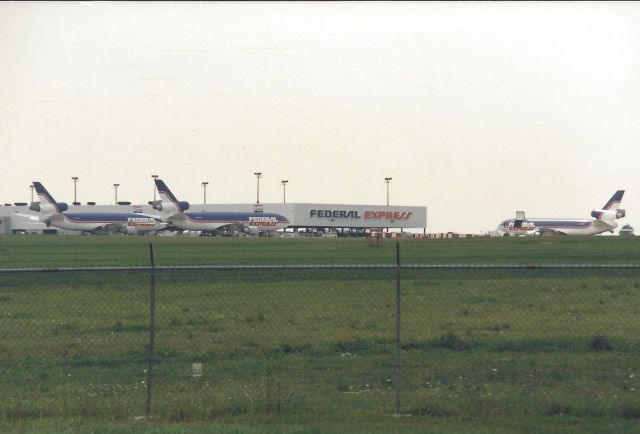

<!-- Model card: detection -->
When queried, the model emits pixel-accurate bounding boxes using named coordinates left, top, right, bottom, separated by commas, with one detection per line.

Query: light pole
left=29, top=185, right=34, bottom=203
left=254, top=172, right=262, bottom=204
left=71, top=177, right=78, bottom=204
left=384, top=177, right=392, bottom=206
left=113, top=183, right=120, bottom=205
left=151, top=175, right=158, bottom=202
left=202, top=181, right=209, bottom=205
left=281, top=180, right=288, bottom=204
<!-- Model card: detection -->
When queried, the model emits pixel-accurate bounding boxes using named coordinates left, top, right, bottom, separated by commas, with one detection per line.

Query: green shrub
left=589, top=335, right=613, bottom=352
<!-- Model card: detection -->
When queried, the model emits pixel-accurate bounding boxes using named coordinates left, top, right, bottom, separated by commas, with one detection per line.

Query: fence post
left=146, top=243, right=157, bottom=419
left=394, top=241, right=401, bottom=415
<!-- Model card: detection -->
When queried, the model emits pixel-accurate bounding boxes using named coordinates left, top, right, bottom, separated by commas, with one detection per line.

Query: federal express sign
left=309, top=209, right=413, bottom=220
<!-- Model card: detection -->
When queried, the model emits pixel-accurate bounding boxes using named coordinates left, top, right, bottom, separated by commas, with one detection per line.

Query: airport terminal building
left=0, top=202, right=427, bottom=235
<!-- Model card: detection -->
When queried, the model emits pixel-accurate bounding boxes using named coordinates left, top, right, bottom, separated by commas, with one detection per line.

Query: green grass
left=0, top=234, right=638, bottom=268
left=1, top=235, right=640, bottom=433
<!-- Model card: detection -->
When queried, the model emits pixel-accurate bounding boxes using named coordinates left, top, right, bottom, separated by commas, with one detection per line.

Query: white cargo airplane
left=28, top=182, right=166, bottom=235
left=154, top=179, right=289, bottom=235
left=498, top=190, right=626, bottom=236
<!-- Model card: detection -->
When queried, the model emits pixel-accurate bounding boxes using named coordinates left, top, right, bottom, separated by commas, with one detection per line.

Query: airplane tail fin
left=154, top=179, right=189, bottom=213
left=31, top=182, right=68, bottom=213
left=32, top=182, right=57, bottom=206
left=591, top=190, right=625, bottom=223
left=602, top=190, right=624, bottom=211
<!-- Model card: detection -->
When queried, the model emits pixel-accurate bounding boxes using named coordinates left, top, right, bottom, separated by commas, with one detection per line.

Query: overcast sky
left=1, top=2, right=639, bottom=233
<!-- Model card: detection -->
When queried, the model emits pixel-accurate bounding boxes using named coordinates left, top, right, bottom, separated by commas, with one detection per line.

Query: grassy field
left=0, top=234, right=639, bottom=268
left=1, top=235, right=640, bottom=433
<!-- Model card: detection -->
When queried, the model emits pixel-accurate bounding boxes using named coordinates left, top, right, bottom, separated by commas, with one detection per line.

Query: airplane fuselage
left=153, top=179, right=290, bottom=235
left=44, top=213, right=166, bottom=233
left=498, top=190, right=625, bottom=236
left=168, top=211, right=289, bottom=232
left=499, top=218, right=615, bottom=236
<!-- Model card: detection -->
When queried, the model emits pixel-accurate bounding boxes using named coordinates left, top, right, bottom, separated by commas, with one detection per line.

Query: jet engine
left=243, top=226, right=260, bottom=236
left=126, top=226, right=140, bottom=235
left=153, top=201, right=189, bottom=213
left=29, top=202, right=68, bottom=213
left=591, top=209, right=626, bottom=220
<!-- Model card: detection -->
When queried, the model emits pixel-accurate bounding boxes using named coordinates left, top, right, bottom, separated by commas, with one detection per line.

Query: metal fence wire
left=1, top=261, right=640, bottom=422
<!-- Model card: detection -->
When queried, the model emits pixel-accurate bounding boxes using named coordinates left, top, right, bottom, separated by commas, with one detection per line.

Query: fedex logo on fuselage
left=309, top=210, right=413, bottom=220
left=127, top=217, right=157, bottom=227
left=248, top=216, right=278, bottom=227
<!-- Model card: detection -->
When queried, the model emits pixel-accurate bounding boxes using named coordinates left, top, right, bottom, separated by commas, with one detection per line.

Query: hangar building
left=0, top=202, right=427, bottom=235
left=201, top=203, right=427, bottom=236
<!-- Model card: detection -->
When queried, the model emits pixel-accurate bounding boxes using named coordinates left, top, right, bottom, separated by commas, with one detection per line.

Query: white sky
left=1, top=1, right=639, bottom=233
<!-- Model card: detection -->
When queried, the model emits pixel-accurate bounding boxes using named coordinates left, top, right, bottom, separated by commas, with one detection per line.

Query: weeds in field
left=2, top=242, right=640, bottom=434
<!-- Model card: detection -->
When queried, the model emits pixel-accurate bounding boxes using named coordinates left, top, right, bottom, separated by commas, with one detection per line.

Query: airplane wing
left=593, top=220, right=616, bottom=233
left=195, top=223, right=247, bottom=236
left=13, top=213, right=42, bottom=222
left=18, top=211, right=65, bottom=226
left=526, top=227, right=567, bottom=236
left=219, top=222, right=276, bottom=235
left=88, top=223, right=126, bottom=235
left=163, top=214, right=189, bottom=231
left=165, top=213, right=187, bottom=224
left=90, top=221, right=164, bottom=235
left=538, top=228, right=567, bottom=236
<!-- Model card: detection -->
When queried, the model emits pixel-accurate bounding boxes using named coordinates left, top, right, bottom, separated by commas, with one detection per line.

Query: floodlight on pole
left=29, top=185, right=34, bottom=203
left=254, top=172, right=262, bottom=204
left=202, top=181, right=209, bottom=205
left=151, top=175, right=159, bottom=202
left=71, top=177, right=79, bottom=204
left=281, top=180, right=288, bottom=204
left=384, top=177, right=393, bottom=206
left=113, top=183, right=120, bottom=205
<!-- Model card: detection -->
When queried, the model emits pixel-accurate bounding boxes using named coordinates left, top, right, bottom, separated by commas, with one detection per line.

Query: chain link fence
left=1, top=258, right=640, bottom=422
